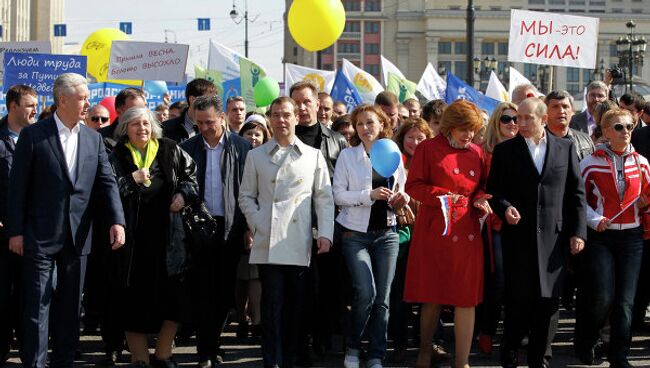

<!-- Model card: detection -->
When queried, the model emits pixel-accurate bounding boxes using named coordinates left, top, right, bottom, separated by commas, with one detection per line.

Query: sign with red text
left=108, top=41, right=189, bottom=82
left=508, top=9, right=599, bottom=69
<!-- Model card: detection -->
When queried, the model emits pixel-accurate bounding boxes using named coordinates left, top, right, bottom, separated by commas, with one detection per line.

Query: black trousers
left=502, top=296, right=559, bottom=368
left=22, top=241, right=87, bottom=368
left=0, top=243, right=22, bottom=360
left=259, top=264, right=308, bottom=368
left=193, top=218, right=238, bottom=361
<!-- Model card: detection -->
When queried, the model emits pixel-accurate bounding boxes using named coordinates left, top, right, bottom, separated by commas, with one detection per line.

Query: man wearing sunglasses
left=85, top=104, right=111, bottom=130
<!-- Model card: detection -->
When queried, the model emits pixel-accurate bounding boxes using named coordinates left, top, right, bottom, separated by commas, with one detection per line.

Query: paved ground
left=6, top=308, right=650, bottom=367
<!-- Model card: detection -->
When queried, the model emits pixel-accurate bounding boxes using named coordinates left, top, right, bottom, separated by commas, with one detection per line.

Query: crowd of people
left=2, top=71, right=650, bottom=368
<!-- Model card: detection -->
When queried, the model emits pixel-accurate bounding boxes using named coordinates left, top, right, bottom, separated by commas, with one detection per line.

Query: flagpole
left=466, top=0, right=475, bottom=86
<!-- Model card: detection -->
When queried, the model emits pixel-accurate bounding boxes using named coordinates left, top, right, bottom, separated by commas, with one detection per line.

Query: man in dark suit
left=0, top=84, right=38, bottom=364
left=162, top=78, right=218, bottom=144
left=488, top=97, right=587, bottom=368
left=7, top=73, right=125, bottom=368
left=180, top=95, right=250, bottom=368
left=569, top=81, right=609, bottom=135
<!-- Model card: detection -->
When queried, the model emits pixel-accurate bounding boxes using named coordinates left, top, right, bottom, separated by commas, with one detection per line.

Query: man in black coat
left=0, top=84, right=38, bottom=364
left=179, top=95, right=250, bottom=367
left=569, top=81, right=609, bottom=135
left=488, top=97, right=587, bottom=368
left=162, top=78, right=218, bottom=144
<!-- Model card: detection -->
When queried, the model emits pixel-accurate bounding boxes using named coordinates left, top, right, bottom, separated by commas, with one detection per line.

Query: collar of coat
left=265, top=136, right=307, bottom=156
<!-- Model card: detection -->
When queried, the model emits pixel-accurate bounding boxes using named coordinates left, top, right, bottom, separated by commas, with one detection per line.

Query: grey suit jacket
left=569, top=111, right=590, bottom=135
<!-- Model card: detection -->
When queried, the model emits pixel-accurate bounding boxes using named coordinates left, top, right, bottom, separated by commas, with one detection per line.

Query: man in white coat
left=239, top=96, right=334, bottom=368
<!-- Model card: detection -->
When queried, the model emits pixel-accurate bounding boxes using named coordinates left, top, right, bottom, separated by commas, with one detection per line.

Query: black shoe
left=575, top=343, right=595, bottom=365
left=236, top=321, right=249, bottom=339
left=196, top=360, right=212, bottom=368
left=150, top=356, right=178, bottom=368
left=501, top=348, right=518, bottom=368
left=250, top=324, right=262, bottom=339
left=610, top=360, right=633, bottom=368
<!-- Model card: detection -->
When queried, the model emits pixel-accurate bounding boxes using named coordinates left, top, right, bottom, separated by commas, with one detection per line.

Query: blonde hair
left=484, top=102, right=518, bottom=153
left=601, top=109, right=633, bottom=130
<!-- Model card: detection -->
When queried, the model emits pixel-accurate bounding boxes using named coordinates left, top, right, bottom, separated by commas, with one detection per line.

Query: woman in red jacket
left=405, top=100, right=492, bottom=368
left=575, top=109, right=650, bottom=368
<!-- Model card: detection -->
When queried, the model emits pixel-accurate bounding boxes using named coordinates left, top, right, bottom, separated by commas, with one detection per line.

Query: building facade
left=0, top=0, right=64, bottom=53
left=284, top=0, right=650, bottom=96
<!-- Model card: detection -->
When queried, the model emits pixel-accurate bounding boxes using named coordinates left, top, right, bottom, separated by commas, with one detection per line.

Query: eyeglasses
left=91, top=116, right=110, bottom=123
left=613, top=123, right=634, bottom=132
left=499, top=115, right=517, bottom=124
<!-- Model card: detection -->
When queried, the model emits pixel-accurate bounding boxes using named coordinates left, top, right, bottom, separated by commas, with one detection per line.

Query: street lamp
left=229, top=0, right=258, bottom=58
left=473, top=56, right=498, bottom=87
left=615, top=20, right=647, bottom=92
left=592, top=58, right=606, bottom=82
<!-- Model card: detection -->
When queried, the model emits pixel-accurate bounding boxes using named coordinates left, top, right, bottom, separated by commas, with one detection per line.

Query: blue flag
left=330, top=69, right=363, bottom=113
left=444, top=72, right=499, bottom=115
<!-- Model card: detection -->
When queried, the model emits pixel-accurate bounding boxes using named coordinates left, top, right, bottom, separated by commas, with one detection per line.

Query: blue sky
left=65, top=0, right=286, bottom=81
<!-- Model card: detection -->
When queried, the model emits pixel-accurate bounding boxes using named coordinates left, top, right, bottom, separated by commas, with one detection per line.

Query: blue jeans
left=341, top=228, right=399, bottom=364
left=575, top=227, right=643, bottom=364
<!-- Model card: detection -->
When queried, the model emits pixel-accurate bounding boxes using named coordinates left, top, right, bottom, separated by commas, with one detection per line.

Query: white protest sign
left=508, top=9, right=599, bottom=69
left=0, top=41, right=51, bottom=80
left=108, top=41, right=189, bottom=82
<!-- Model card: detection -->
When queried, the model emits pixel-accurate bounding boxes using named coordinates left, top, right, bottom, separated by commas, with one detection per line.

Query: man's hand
left=316, top=237, right=332, bottom=254
left=570, top=236, right=585, bottom=255
left=169, top=193, right=185, bottom=213
left=505, top=206, right=521, bottom=225
left=109, top=225, right=126, bottom=250
left=596, top=218, right=610, bottom=232
left=244, top=230, right=254, bottom=251
left=8, top=235, right=23, bottom=256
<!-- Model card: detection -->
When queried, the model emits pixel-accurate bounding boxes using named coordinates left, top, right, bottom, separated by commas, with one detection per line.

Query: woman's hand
left=473, top=194, right=493, bottom=215
left=639, top=193, right=649, bottom=208
left=132, top=168, right=150, bottom=184
left=389, top=192, right=409, bottom=210
left=596, top=218, right=610, bottom=232
left=169, top=193, right=185, bottom=213
left=370, top=187, right=393, bottom=201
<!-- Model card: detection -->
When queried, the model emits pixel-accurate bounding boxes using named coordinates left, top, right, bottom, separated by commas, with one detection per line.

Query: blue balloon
left=144, top=80, right=168, bottom=96
left=369, top=138, right=401, bottom=178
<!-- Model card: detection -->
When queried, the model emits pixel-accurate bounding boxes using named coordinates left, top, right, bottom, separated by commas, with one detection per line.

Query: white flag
left=285, top=63, right=336, bottom=95
left=417, top=62, right=447, bottom=101
left=341, top=58, right=384, bottom=103
left=508, top=66, right=535, bottom=99
left=380, top=55, right=405, bottom=86
left=485, top=71, right=509, bottom=102
left=208, top=40, right=244, bottom=81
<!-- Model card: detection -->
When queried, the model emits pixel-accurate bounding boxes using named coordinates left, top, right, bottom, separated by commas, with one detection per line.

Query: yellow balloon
left=288, top=0, right=345, bottom=52
left=81, top=28, right=132, bottom=81
left=93, top=46, right=141, bottom=85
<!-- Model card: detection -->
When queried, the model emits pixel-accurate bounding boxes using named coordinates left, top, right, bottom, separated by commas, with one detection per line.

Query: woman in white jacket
left=333, top=104, right=410, bottom=368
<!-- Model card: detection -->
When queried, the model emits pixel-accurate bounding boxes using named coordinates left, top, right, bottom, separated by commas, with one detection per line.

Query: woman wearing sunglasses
left=575, top=109, right=650, bottom=368
left=474, top=102, right=519, bottom=355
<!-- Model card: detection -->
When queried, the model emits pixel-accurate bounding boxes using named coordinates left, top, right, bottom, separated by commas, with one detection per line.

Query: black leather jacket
left=0, top=116, right=15, bottom=241
left=318, top=124, right=348, bottom=179
left=109, top=137, right=198, bottom=284
left=565, top=128, right=595, bottom=162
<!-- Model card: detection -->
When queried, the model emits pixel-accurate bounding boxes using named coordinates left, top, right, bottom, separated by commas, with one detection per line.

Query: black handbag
left=181, top=202, right=220, bottom=253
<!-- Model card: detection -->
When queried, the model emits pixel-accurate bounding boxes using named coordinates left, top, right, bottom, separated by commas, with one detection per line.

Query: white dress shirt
left=203, top=134, right=225, bottom=216
left=54, top=112, right=81, bottom=182
left=524, top=131, right=547, bottom=175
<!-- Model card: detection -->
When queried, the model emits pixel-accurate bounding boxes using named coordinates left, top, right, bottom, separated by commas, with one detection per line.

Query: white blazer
left=238, top=138, right=334, bottom=266
left=332, top=144, right=408, bottom=233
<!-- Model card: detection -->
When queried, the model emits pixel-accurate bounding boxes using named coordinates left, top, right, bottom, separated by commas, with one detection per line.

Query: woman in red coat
left=405, top=100, right=492, bottom=368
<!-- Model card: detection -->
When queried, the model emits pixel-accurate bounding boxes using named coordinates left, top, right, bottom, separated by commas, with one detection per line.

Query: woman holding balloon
left=332, top=104, right=409, bottom=368
left=404, top=100, right=492, bottom=368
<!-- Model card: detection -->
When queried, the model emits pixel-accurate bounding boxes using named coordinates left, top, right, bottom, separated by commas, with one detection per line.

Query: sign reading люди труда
left=2, top=52, right=87, bottom=96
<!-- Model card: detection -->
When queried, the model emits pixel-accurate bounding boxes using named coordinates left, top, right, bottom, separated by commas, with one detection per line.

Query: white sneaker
left=344, top=354, right=360, bottom=368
